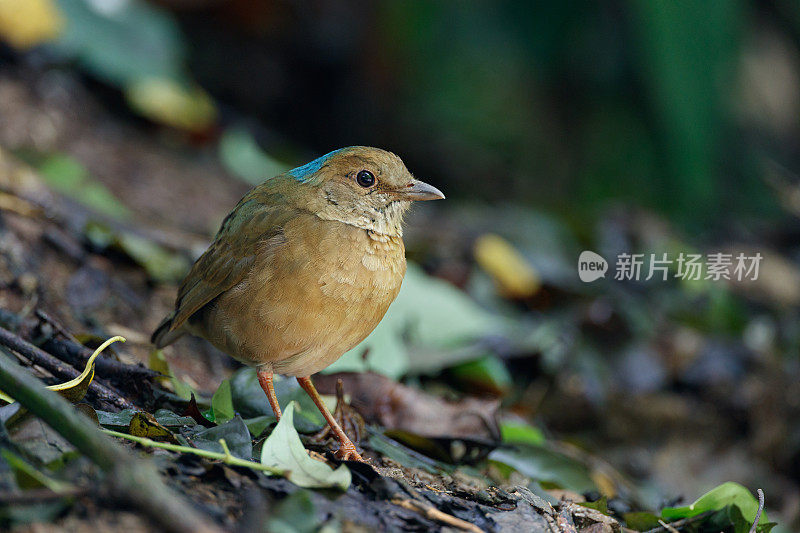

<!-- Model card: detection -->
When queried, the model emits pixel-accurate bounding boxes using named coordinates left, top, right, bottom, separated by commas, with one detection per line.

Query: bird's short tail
left=151, top=313, right=185, bottom=348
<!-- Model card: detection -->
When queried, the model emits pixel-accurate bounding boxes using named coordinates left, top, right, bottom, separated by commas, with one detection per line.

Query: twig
left=749, top=489, right=765, bottom=533
left=40, top=330, right=159, bottom=381
left=0, top=325, right=134, bottom=410
left=390, top=496, right=485, bottom=533
left=643, top=511, right=714, bottom=533
left=0, top=345, right=222, bottom=533
left=658, top=519, right=680, bottom=533
left=101, top=429, right=284, bottom=475
left=29, top=308, right=159, bottom=381
left=35, top=309, right=81, bottom=345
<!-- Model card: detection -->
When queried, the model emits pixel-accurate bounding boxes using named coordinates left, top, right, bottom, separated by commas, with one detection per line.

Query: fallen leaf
left=128, top=412, right=179, bottom=444
left=188, top=415, right=252, bottom=461
left=260, top=402, right=350, bottom=490
left=489, top=445, right=597, bottom=495
left=474, top=233, right=541, bottom=298
left=0, top=336, right=125, bottom=404
left=314, top=372, right=499, bottom=440
left=86, top=223, right=190, bottom=283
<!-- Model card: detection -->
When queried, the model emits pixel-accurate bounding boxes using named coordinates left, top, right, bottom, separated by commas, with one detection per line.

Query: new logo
left=578, top=251, right=608, bottom=282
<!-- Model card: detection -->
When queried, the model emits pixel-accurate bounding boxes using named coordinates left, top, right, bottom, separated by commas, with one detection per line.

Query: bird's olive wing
left=168, top=199, right=292, bottom=331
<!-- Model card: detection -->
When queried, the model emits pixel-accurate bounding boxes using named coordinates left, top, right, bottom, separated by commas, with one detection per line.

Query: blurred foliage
left=37, top=154, right=131, bottom=220
left=0, top=0, right=795, bottom=225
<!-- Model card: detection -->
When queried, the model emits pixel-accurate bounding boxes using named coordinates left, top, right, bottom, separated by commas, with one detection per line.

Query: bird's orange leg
left=257, top=368, right=282, bottom=420
left=297, top=376, right=364, bottom=462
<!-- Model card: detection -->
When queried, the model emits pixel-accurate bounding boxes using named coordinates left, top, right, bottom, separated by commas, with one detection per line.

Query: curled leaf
left=49, top=336, right=125, bottom=402
left=0, top=336, right=125, bottom=404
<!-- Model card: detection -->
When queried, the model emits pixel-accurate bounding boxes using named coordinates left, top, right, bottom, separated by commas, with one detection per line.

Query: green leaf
left=447, top=355, right=512, bottom=395
left=153, top=409, right=196, bottom=428
left=210, top=379, right=234, bottom=424
left=189, top=415, right=252, bottom=461
left=623, top=511, right=661, bottom=531
left=265, top=490, right=320, bottom=533
left=260, top=402, right=350, bottom=490
left=367, top=432, right=450, bottom=474
left=219, top=129, right=288, bottom=185
left=489, top=445, right=596, bottom=494
left=243, top=415, right=274, bottom=437
left=499, top=421, right=545, bottom=446
left=661, top=482, right=768, bottom=525
left=96, top=408, right=135, bottom=428
left=579, top=497, right=608, bottom=515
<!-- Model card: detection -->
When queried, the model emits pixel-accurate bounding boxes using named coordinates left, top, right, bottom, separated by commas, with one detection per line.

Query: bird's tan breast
left=196, top=215, right=406, bottom=375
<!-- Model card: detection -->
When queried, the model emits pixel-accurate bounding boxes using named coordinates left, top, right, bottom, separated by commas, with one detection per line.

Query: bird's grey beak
left=401, top=179, right=445, bottom=201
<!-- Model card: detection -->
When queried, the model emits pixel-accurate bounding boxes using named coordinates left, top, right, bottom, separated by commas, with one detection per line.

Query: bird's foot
left=334, top=441, right=364, bottom=462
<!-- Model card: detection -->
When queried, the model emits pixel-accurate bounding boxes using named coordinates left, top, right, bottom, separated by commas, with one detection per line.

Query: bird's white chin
left=316, top=199, right=410, bottom=236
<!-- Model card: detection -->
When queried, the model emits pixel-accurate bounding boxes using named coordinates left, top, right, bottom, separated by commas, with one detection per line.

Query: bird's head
left=286, top=146, right=444, bottom=236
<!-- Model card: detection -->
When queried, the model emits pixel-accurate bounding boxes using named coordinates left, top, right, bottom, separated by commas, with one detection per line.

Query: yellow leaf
left=474, top=233, right=540, bottom=298
left=128, top=412, right=179, bottom=444
left=125, top=78, right=217, bottom=132
left=0, top=336, right=125, bottom=404
left=0, top=0, right=63, bottom=49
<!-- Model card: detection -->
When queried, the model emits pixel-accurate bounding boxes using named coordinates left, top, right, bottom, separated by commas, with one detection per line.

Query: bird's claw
left=335, top=443, right=365, bottom=462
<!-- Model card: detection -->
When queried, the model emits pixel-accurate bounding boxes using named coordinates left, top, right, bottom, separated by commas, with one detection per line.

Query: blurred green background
left=3, top=0, right=797, bottom=229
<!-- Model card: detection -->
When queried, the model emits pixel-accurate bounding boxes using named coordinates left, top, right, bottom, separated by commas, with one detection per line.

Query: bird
left=152, top=146, right=444, bottom=461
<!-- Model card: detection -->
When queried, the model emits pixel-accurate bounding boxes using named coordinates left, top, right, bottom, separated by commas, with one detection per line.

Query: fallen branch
left=391, top=496, right=485, bottom=533
left=0, top=345, right=222, bottom=533
left=0, top=325, right=134, bottom=410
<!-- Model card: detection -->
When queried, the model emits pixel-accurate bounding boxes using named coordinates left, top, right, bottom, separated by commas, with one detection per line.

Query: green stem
left=101, top=429, right=284, bottom=475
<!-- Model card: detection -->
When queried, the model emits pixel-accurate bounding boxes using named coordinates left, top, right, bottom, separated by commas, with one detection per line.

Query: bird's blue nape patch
left=288, top=148, right=346, bottom=182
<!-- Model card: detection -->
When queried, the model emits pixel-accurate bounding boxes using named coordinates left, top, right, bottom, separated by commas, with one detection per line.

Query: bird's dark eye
left=356, top=170, right=375, bottom=188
